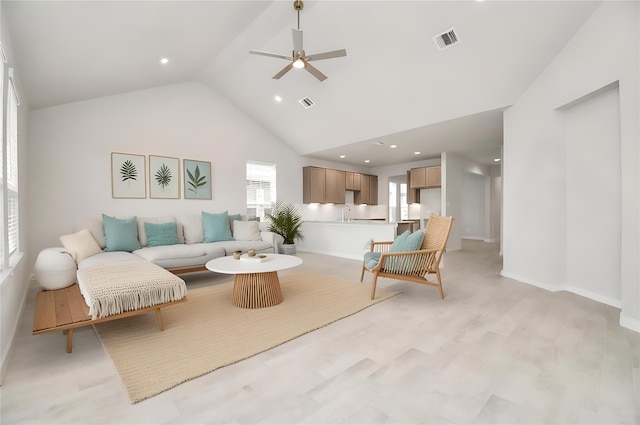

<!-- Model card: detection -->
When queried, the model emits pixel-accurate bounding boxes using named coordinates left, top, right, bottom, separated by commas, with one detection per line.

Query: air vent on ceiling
left=299, top=97, right=315, bottom=109
left=433, top=28, right=459, bottom=51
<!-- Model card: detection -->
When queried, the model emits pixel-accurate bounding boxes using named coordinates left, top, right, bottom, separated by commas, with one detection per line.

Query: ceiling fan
left=249, top=0, right=347, bottom=82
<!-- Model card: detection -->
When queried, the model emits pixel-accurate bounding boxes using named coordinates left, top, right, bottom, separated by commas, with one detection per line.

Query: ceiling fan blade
left=249, top=50, right=292, bottom=61
left=304, top=61, right=328, bottom=82
left=273, top=63, right=294, bottom=79
left=305, top=49, right=347, bottom=62
left=292, top=28, right=303, bottom=54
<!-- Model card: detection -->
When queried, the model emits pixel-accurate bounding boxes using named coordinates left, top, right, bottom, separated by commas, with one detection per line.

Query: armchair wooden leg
left=436, top=268, right=445, bottom=299
left=360, top=264, right=366, bottom=282
left=370, top=273, right=379, bottom=300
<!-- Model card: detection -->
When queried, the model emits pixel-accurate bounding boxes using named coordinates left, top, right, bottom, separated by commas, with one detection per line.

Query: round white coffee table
left=206, top=254, right=303, bottom=309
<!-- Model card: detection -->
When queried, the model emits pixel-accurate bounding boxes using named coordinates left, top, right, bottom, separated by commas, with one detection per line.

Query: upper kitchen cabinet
left=325, top=168, right=346, bottom=204
left=345, top=172, right=361, bottom=191
left=354, top=174, right=378, bottom=205
left=409, top=165, right=441, bottom=189
left=303, top=166, right=326, bottom=203
left=303, top=166, right=346, bottom=204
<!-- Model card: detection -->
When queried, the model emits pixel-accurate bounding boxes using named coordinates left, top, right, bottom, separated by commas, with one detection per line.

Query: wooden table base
left=231, top=272, right=283, bottom=309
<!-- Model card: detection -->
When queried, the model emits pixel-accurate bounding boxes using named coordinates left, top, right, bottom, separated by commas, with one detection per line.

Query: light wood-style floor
left=1, top=240, right=638, bottom=424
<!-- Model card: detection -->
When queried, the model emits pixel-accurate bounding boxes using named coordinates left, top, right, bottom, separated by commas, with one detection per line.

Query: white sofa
left=36, top=212, right=282, bottom=290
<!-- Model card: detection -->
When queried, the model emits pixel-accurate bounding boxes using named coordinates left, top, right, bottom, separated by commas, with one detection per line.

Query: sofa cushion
left=232, top=220, right=261, bottom=241
left=144, top=221, right=180, bottom=247
left=202, top=211, right=234, bottom=242
left=59, top=228, right=103, bottom=262
left=137, top=216, right=184, bottom=246
left=102, top=214, right=141, bottom=252
left=180, top=214, right=204, bottom=245
left=133, top=243, right=226, bottom=270
left=363, top=251, right=382, bottom=270
left=78, top=251, right=141, bottom=270
left=228, top=213, right=241, bottom=228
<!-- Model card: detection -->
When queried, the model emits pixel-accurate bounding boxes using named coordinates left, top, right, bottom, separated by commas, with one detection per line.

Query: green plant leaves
left=265, top=200, right=304, bottom=245
left=154, top=164, right=172, bottom=189
left=187, top=165, right=207, bottom=194
left=120, top=160, right=138, bottom=185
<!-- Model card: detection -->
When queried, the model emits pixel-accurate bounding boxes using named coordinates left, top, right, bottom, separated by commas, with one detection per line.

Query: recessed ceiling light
left=364, top=159, right=370, bottom=163
left=494, top=158, right=501, bottom=162
left=390, top=145, right=397, bottom=149
left=339, top=155, right=346, bottom=159
left=160, top=58, right=169, bottom=65
left=414, top=151, right=421, bottom=155
left=274, top=95, right=282, bottom=102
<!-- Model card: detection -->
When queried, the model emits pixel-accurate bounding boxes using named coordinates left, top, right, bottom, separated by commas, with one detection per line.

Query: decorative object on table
left=183, top=159, right=211, bottom=200
left=111, top=152, right=146, bottom=199
left=149, top=155, right=180, bottom=199
left=247, top=249, right=256, bottom=257
left=264, top=200, right=304, bottom=255
left=240, top=254, right=269, bottom=263
left=233, top=250, right=242, bottom=260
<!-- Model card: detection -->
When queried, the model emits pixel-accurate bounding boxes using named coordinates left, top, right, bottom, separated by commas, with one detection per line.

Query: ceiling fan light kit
left=249, top=0, right=347, bottom=82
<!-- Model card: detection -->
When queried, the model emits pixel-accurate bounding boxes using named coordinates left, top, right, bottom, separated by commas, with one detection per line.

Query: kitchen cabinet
left=304, top=167, right=376, bottom=204
left=426, top=166, right=441, bottom=187
left=409, top=165, right=441, bottom=189
left=345, top=172, right=361, bottom=191
left=325, top=169, right=346, bottom=204
left=355, top=174, right=378, bottom=205
left=303, top=166, right=326, bottom=203
left=407, top=171, right=420, bottom=204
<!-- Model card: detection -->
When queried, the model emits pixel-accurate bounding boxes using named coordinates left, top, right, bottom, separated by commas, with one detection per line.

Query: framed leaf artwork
left=111, top=152, right=146, bottom=199
left=183, top=159, right=212, bottom=200
left=149, top=155, right=180, bottom=199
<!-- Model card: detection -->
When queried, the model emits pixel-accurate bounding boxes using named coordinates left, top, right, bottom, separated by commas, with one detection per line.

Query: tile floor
left=1, top=240, right=638, bottom=424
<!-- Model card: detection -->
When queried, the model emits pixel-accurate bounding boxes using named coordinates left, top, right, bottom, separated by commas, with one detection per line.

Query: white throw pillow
left=233, top=220, right=261, bottom=241
left=59, top=228, right=102, bottom=262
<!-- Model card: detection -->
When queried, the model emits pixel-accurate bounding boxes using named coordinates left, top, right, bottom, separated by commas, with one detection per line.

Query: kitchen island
left=296, top=220, right=397, bottom=260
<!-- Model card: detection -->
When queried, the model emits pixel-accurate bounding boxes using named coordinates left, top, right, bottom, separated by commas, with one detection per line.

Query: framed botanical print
left=149, top=155, right=180, bottom=199
left=111, top=152, right=146, bottom=199
left=183, top=159, right=212, bottom=200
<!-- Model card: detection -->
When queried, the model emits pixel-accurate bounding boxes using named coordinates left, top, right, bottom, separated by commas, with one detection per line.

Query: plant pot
left=281, top=243, right=297, bottom=255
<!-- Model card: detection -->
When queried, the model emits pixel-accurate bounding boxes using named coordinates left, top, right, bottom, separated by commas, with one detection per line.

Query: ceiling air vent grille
left=433, top=28, right=459, bottom=51
left=299, top=97, right=315, bottom=109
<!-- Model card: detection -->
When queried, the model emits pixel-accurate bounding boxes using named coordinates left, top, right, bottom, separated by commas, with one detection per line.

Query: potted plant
left=265, top=201, right=304, bottom=255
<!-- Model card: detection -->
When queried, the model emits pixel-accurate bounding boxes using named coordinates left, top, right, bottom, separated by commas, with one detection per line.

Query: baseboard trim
left=500, top=270, right=637, bottom=333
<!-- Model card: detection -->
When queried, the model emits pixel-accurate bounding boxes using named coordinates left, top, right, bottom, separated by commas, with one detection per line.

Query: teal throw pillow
left=363, top=251, right=382, bottom=269
left=202, top=211, right=234, bottom=242
left=144, top=221, right=180, bottom=247
left=102, top=214, right=141, bottom=252
left=390, top=229, right=424, bottom=252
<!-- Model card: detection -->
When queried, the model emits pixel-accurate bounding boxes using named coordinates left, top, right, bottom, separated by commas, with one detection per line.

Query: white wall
left=27, top=82, right=304, bottom=261
left=502, top=2, right=639, bottom=331
left=461, top=172, right=485, bottom=240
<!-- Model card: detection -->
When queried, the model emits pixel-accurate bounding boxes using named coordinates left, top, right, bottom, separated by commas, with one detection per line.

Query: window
left=1, top=66, right=20, bottom=270
left=246, top=161, right=276, bottom=220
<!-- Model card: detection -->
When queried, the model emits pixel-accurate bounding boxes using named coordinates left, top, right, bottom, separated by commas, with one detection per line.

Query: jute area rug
left=94, top=272, right=399, bottom=403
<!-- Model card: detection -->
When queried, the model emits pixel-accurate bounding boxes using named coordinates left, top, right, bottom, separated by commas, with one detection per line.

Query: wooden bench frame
left=32, top=283, right=186, bottom=353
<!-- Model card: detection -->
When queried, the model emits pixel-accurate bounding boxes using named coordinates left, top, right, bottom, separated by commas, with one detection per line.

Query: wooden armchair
left=360, top=214, right=454, bottom=300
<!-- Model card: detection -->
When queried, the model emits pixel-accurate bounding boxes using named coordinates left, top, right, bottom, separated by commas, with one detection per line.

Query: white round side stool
left=34, top=248, right=77, bottom=290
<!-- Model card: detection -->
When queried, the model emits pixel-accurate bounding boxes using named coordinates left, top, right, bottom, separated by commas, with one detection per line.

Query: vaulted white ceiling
left=3, top=0, right=600, bottom=167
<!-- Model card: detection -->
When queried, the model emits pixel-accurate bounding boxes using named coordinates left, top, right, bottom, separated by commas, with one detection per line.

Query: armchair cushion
left=364, top=251, right=382, bottom=270
left=390, top=230, right=424, bottom=252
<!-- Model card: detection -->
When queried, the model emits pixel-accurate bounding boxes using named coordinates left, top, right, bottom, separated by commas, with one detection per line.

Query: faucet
left=341, top=206, right=351, bottom=222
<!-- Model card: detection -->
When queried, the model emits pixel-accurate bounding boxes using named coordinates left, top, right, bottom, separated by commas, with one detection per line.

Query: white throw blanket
left=78, top=260, right=187, bottom=319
